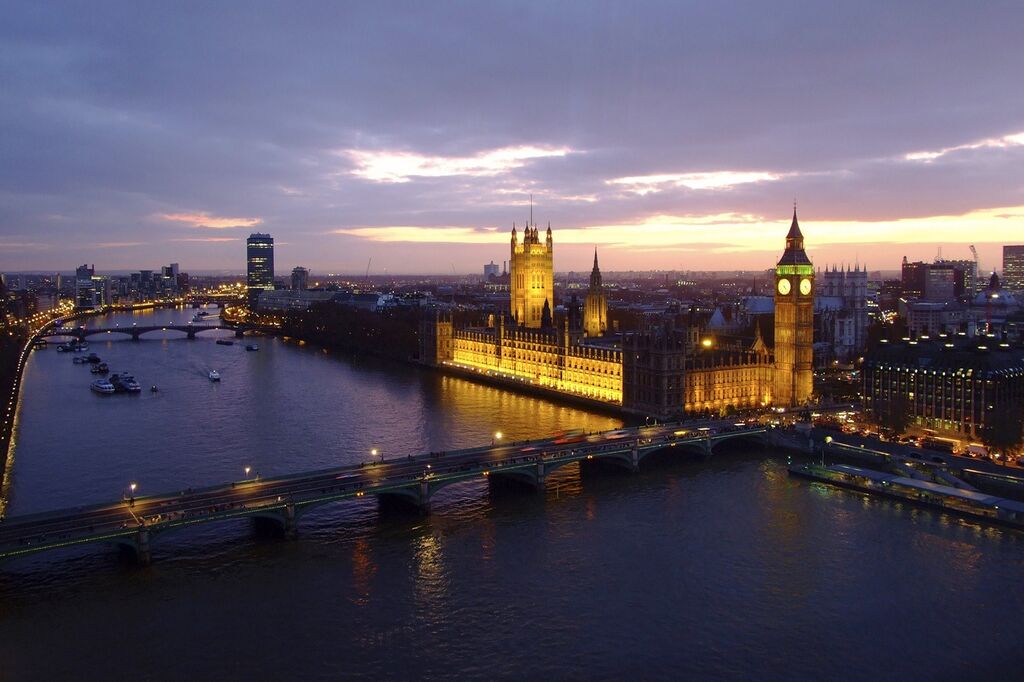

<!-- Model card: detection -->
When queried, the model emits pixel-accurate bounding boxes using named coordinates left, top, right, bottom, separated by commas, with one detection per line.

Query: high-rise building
left=74, top=264, right=96, bottom=309
left=247, top=233, right=275, bottom=306
left=509, top=220, right=553, bottom=328
left=483, top=261, right=500, bottom=281
left=1003, top=245, right=1024, bottom=293
left=933, top=258, right=976, bottom=297
left=583, top=249, right=608, bottom=337
left=291, top=266, right=309, bottom=291
left=901, top=257, right=928, bottom=299
left=774, top=209, right=814, bottom=406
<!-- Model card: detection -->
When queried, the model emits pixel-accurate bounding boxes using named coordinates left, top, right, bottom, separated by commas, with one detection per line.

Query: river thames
left=0, top=307, right=1021, bottom=680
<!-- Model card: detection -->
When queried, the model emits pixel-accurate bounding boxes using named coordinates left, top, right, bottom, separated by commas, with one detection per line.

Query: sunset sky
left=2, top=2, right=1023, bottom=274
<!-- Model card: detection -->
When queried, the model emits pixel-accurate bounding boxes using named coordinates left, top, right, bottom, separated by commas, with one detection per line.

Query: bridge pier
left=135, top=528, right=152, bottom=566
left=131, top=330, right=141, bottom=342
left=187, top=328, right=196, bottom=339
left=284, top=503, right=298, bottom=539
left=417, top=481, right=431, bottom=514
left=234, top=329, right=245, bottom=338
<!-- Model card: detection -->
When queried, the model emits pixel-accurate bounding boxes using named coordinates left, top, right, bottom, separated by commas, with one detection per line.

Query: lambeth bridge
left=36, top=322, right=253, bottom=342
left=0, top=422, right=778, bottom=567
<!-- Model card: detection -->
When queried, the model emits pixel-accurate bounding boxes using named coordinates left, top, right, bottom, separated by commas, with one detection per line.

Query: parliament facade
left=420, top=212, right=815, bottom=418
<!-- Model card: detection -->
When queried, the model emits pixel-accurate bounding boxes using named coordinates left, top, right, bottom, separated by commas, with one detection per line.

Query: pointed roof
left=593, top=248, right=599, bottom=270
left=778, top=207, right=812, bottom=266
left=786, top=207, right=803, bottom=241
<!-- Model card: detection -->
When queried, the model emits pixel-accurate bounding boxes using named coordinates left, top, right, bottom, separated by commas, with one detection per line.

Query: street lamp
left=371, top=448, right=381, bottom=463
left=244, top=466, right=251, bottom=478
left=128, top=482, right=137, bottom=506
left=494, top=431, right=503, bottom=445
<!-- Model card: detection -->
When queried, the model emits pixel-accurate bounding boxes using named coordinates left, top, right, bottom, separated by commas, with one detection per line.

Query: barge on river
left=789, top=462, right=1024, bottom=530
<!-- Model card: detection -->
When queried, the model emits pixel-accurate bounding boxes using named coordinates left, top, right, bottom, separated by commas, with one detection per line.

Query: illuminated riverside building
left=862, top=334, right=1024, bottom=440
left=509, top=220, right=553, bottom=328
left=773, top=208, right=815, bottom=406
left=420, top=215, right=812, bottom=417
left=583, top=250, right=608, bottom=338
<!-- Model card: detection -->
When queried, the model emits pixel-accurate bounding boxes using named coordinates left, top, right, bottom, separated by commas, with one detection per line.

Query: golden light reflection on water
left=412, top=532, right=448, bottom=611
left=349, top=537, right=377, bottom=607
left=436, top=375, right=622, bottom=442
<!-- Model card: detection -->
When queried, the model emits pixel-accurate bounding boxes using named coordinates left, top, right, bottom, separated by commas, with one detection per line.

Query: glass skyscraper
left=1003, top=245, right=1024, bottom=293
left=247, top=233, right=274, bottom=307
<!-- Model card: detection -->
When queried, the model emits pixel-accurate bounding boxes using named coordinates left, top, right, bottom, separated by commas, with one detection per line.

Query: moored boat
left=208, top=370, right=221, bottom=382
left=90, top=379, right=115, bottom=394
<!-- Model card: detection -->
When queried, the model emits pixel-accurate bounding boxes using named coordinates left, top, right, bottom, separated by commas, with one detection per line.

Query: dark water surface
left=0, top=307, right=1021, bottom=680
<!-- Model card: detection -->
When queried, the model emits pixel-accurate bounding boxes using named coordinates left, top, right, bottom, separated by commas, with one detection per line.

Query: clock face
left=800, top=278, right=812, bottom=295
left=777, top=278, right=791, bottom=295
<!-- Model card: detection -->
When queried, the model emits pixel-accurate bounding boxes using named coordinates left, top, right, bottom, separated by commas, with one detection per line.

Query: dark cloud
left=1, top=1, right=1022, bottom=272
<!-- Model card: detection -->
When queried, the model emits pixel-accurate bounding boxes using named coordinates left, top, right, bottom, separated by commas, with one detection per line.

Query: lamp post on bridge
left=244, top=466, right=251, bottom=479
left=493, top=431, right=502, bottom=446
left=126, top=482, right=137, bottom=507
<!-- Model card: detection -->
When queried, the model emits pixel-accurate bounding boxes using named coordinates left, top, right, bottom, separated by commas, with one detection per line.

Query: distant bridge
left=36, top=323, right=253, bottom=341
left=0, top=423, right=774, bottom=567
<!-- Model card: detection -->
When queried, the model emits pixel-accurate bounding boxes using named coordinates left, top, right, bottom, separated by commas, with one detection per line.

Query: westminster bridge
left=0, top=422, right=778, bottom=567
left=34, top=322, right=258, bottom=341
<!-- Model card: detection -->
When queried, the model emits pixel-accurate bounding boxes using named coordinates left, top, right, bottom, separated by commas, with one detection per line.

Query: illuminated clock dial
left=777, top=278, right=791, bottom=295
left=800, top=278, right=812, bottom=295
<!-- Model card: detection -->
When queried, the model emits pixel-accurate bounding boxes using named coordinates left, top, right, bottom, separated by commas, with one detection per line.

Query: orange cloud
left=157, top=212, right=262, bottom=229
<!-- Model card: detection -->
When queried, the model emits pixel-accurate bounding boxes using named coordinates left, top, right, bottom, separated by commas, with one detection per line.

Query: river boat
left=90, top=379, right=115, bottom=394
left=150, top=385, right=159, bottom=392
left=119, top=373, right=142, bottom=392
left=246, top=344, right=259, bottom=351
left=208, top=370, right=221, bottom=382
left=56, top=342, right=75, bottom=353
left=91, top=363, right=109, bottom=374
left=86, top=353, right=101, bottom=363
left=216, top=339, right=234, bottom=346
left=73, top=356, right=87, bottom=364
left=73, top=342, right=88, bottom=352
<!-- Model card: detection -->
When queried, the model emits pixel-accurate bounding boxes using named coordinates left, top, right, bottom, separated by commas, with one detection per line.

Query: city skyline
left=2, top=3, right=1023, bottom=273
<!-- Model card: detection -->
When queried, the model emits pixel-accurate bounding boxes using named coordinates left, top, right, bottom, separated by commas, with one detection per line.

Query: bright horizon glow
left=345, top=145, right=573, bottom=183
left=335, top=205, right=1024, bottom=256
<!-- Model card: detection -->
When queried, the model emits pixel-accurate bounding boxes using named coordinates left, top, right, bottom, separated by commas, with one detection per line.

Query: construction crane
left=364, top=258, right=372, bottom=283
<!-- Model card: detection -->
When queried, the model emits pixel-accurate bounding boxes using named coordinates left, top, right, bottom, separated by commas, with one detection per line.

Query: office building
left=247, top=233, right=275, bottom=306
left=1004, top=246, right=1024, bottom=293
left=291, top=266, right=309, bottom=291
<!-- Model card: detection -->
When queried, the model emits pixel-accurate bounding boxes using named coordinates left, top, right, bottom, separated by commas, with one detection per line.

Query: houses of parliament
left=421, top=210, right=814, bottom=418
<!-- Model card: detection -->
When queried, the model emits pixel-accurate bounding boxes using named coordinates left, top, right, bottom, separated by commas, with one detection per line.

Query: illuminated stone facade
left=435, top=317, right=623, bottom=403
left=774, top=209, right=815, bottom=406
left=420, top=216, right=812, bottom=417
left=583, top=250, right=608, bottom=338
left=510, top=221, right=554, bottom=328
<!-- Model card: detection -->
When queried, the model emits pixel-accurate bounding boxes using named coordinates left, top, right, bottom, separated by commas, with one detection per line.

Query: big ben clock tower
left=774, top=207, right=814, bottom=406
